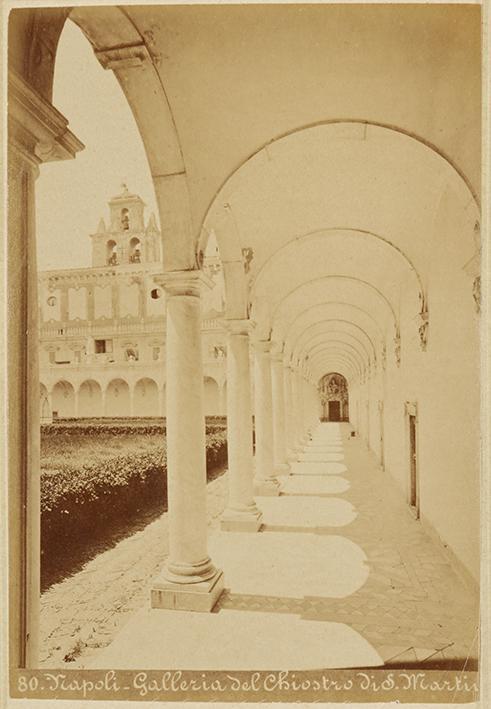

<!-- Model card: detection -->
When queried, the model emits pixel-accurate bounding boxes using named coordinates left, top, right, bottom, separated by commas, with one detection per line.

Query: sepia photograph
left=1, top=0, right=489, bottom=706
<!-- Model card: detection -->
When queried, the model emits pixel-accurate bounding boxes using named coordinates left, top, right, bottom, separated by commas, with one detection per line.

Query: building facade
left=39, top=186, right=228, bottom=421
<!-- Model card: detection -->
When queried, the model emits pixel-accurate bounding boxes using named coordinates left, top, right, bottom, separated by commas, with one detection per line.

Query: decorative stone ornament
left=381, top=342, right=387, bottom=371
left=472, top=275, right=481, bottom=314
left=418, top=309, right=429, bottom=351
left=394, top=330, right=401, bottom=367
left=242, top=247, right=254, bottom=274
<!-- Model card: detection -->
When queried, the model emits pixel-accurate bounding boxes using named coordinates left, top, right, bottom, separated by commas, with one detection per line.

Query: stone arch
left=200, top=121, right=478, bottom=238
left=105, top=378, right=130, bottom=418
left=129, top=236, right=141, bottom=263
left=78, top=379, right=103, bottom=417
left=201, top=121, right=479, bottom=328
left=203, top=376, right=220, bottom=416
left=67, top=7, right=195, bottom=270
left=134, top=377, right=159, bottom=417
left=52, top=380, right=75, bottom=418
left=106, top=239, right=118, bottom=265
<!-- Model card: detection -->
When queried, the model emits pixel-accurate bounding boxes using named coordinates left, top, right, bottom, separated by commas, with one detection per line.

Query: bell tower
left=90, top=184, right=161, bottom=267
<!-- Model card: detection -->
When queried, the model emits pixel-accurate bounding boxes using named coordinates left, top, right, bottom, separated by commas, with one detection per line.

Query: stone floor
left=39, top=474, right=229, bottom=666
left=56, top=422, right=479, bottom=671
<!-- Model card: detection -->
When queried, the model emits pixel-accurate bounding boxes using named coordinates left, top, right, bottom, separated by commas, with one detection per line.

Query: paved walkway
left=39, top=474, right=229, bottom=666
left=43, top=424, right=478, bottom=669
left=70, top=423, right=479, bottom=670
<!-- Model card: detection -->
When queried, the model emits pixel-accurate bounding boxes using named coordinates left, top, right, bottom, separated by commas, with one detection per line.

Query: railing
left=40, top=317, right=223, bottom=337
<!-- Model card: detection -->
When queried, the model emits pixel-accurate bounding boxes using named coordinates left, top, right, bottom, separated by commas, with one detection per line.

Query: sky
left=36, top=20, right=160, bottom=271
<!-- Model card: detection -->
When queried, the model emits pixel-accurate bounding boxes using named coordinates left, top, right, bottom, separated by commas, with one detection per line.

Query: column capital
left=224, top=318, right=255, bottom=336
left=154, top=269, right=214, bottom=297
left=270, top=340, right=285, bottom=360
left=252, top=339, right=272, bottom=354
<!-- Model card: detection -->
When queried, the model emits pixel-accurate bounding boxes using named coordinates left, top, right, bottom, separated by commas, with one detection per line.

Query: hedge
left=41, top=418, right=227, bottom=438
left=41, top=429, right=228, bottom=564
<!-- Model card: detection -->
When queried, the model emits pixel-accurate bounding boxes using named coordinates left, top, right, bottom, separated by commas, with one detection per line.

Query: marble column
left=151, top=271, right=224, bottom=611
left=292, top=367, right=303, bottom=451
left=271, top=351, right=289, bottom=473
left=129, top=387, right=135, bottom=417
left=218, top=382, right=227, bottom=416
left=7, top=70, right=83, bottom=668
left=221, top=320, right=262, bottom=531
left=253, top=341, right=280, bottom=495
left=283, top=363, right=298, bottom=459
left=74, top=387, right=80, bottom=419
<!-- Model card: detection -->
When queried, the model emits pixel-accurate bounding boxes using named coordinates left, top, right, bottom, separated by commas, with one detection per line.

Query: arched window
left=106, top=239, right=118, bottom=265
left=129, top=236, right=141, bottom=263
left=121, top=208, right=130, bottom=230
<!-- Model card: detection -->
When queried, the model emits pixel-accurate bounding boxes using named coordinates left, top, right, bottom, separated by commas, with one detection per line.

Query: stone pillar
left=129, top=386, right=135, bottom=417
left=101, top=388, right=107, bottom=418
left=291, top=369, right=301, bottom=448
left=151, top=271, right=224, bottom=611
left=7, top=153, right=41, bottom=667
left=74, top=387, right=80, bottom=419
left=283, top=363, right=297, bottom=458
left=158, top=385, right=165, bottom=417
left=7, top=71, right=83, bottom=668
left=221, top=320, right=262, bottom=531
left=271, top=351, right=289, bottom=473
left=218, top=382, right=227, bottom=416
left=253, top=341, right=280, bottom=495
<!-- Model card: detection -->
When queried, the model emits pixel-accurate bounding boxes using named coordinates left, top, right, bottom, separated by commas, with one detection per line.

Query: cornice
left=8, top=69, right=84, bottom=163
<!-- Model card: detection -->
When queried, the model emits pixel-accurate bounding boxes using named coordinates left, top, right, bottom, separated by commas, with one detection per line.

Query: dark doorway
left=409, top=414, right=419, bottom=517
left=328, top=401, right=341, bottom=421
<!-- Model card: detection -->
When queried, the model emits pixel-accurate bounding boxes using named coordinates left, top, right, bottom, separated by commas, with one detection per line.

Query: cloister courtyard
left=5, top=3, right=485, bottom=702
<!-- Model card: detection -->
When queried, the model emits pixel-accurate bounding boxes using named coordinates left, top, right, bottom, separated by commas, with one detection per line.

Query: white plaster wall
left=119, top=282, right=139, bottom=318
left=68, top=287, right=87, bottom=320
left=94, top=284, right=112, bottom=319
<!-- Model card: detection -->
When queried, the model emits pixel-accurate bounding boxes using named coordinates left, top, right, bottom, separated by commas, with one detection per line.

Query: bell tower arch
left=90, top=184, right=161, bottom=267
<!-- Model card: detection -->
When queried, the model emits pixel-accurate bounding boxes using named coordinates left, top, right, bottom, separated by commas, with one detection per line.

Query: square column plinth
left=254, top=479, right=281, bottom=496
left=221, top=509, right=263, bottom=532
left=151, top=569, right=224, bottom=612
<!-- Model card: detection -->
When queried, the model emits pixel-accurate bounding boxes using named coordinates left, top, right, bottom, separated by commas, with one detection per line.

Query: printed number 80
left=17, top=675, right=39, bottom=692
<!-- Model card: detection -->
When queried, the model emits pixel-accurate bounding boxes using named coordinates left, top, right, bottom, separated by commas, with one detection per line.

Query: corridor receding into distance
left=7, top=3, right=481, bottom=688
left=80, top=423, right=478, bottom=670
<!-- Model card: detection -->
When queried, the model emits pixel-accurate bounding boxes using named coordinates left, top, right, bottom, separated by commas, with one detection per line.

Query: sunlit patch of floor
left=209, top=531, right=369, bottom=598
left=289, top=461, right=348, bottom=476
left=298, top=452, right=344, bottom=462
left=258, top=495, right=357, bottom=528
left=83, top=606, right=383, bottom=669
left=281, top=475, right=350, bottom=495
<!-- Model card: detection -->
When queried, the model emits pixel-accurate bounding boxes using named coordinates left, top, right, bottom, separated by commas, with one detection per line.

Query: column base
left=151, top=569, right=224, bottom=612
left=275, top=462, right=291, bottom=475
left=254, top=478, right=281, bottom=496
left=287, top=447, right=303, bottom=461
left=221, top=503, right=263, bottom=532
